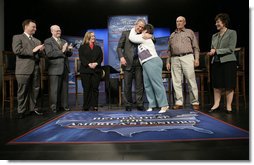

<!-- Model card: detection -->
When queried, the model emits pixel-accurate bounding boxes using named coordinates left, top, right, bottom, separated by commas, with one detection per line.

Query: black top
left=78, top=43, right=103, bottom=74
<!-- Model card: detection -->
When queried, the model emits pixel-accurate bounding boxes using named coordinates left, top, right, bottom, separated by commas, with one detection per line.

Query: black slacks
left=80, top=73, right=101, bottom=110
left=123, top=58, right=144, bottom=107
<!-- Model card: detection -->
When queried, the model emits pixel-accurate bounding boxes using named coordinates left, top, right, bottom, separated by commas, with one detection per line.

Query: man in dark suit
left=12, top=19, right=45, bottom=119
left=44, top=25, right=73, bottom=113
left=117, top=19, right=146, bottom=111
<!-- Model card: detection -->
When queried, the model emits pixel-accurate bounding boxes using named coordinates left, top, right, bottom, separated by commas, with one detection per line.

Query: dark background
left=3, top=0, right=250, bottom=80
left=4, top=0, right=248, bottom=52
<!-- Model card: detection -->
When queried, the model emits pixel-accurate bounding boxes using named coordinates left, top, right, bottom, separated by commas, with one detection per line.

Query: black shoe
left=82, top=109, right=89, bottom=111
left=208, top=106, right=220, bottom=113
left=226, top=110, right=233, bottom=114
left=126, top=106, right=132, bottom=111
left=93, top=107, right=98, bottom=111
left=16, top=113, right=25, bottom=119
left=137, top=106, right=145, bottom=111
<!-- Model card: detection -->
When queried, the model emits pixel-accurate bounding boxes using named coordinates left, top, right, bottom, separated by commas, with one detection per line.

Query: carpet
left=9, top=110, right=249, bottom=144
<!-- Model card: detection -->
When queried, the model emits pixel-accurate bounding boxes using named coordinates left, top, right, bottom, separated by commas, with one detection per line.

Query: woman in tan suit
left=207, top=13, right=237, bottom=113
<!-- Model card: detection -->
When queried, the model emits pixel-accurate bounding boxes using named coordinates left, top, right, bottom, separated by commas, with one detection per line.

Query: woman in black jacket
left=78, top=31, right=103, bottom=111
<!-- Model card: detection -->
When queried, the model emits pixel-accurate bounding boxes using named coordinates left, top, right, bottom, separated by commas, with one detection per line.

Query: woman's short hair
left=144, top=24, right=154, bottom=34
left=215, top=13, right=230, bottom=28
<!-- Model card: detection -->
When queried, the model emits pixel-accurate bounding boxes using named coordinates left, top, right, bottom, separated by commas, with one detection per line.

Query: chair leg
left=168, top=76, right=171, bottom=107
left=242, top=75, right=247, bottom=110
left=200, top=76, right=204, bottom=110
left=118, top=78, right=122, bottom=106
left=2, top=80, right=5, bottom=115
left=235, top=75, right=240, bottom=112
left=40, top=78, right=44, bottom=110
left=10, top=79, right=14, bottom=115
left=75, top=76, right=78, bottom=108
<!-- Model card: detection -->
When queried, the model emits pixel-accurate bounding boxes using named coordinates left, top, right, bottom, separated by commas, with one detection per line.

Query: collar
left=53, top=36, right=60, bottom=41
left=24, top=32, right=31, bottom=38
left=174, top=28, right=186, bottom=33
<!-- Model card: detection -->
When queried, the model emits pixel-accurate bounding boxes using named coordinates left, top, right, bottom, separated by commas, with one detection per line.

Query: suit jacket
left=117, top=30, right=140, bottom=71
left=78, top=44, right=103, bottom=74
left=12, top=33, right=42, bottom=75
left=211, top=29, right=237, bottom=63
left=44, top=37, right=72, bottom=75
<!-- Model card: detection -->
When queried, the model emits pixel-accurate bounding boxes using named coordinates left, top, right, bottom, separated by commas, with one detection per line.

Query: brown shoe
left=192, top=105, right=200, bottom=110
left=172, top=105, right=183, bottom=110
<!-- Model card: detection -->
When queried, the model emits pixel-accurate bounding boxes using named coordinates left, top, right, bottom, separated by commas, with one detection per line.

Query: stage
left=0, top=94, right=249, bottom=160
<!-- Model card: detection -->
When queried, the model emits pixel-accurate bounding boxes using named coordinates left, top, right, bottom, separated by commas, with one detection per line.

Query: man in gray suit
left=44, top=25, right=73, bottom=113
left=12, top=19, right=45, bottom=119
left=117, top=19, right=147, bottom=111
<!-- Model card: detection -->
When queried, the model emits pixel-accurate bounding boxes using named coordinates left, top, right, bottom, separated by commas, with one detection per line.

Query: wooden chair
left=39, top=57, right=49, bottom=108
left=234, top=47, right=246, bottom=111
left=74, top=58, right=81, bottom=107
left=2, top=51, right=16, bottom=115
left=118, top=68, right=124, bottom=106
left=195, top=52, right=211, bottom=109
left=161, top=56, right=173, bottom=106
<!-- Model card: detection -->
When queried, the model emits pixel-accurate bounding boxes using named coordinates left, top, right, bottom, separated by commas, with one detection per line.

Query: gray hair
left=135, top=18, right=147, bottom=25
left=50, top=25, right=60, bottom=32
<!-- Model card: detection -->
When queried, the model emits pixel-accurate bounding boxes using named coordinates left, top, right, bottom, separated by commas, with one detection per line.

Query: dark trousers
left=80, top=73, right=101, bottom=110
left=16, top=64, right=40, bottom=114
left=123, top=58, right=144, bottom=107
left=49, top=69, right=69, bottom=110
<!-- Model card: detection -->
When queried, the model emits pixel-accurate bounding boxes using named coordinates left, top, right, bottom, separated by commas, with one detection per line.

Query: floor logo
left=56, top=112, right=214, bottom=137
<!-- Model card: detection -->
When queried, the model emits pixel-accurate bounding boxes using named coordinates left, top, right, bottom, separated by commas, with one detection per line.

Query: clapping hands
left=33, top=44, right=45, bottom=53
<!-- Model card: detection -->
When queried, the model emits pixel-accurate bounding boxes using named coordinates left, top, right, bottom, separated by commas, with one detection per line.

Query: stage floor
left=0, top=93, right=249, bottom=160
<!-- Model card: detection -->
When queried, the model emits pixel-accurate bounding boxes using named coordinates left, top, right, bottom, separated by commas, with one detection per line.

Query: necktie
left=57, top=38, right=61, bottom=46
left=29, top=36, right=35, bottom=46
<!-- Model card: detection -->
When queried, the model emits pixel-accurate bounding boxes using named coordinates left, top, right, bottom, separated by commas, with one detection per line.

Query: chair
left=118, top=68, right=124, bottom=106
left=39, top=56, right=49, bottom=108
left=161, top=56, right=173, bottom=105
left=74, top=58, right=111, bottom=108
left=234, top=47, right=246, bottom=111
left=195, top=52, right=211, bottom=108
left=2, top=51, right=16, bottom=115
left=74, top=58, right=81, bottom=107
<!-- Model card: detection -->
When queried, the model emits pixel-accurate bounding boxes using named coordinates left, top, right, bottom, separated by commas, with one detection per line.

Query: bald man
left=44, top=25, right=73, bottom=113
left=166, top=16, right=200, bottom=110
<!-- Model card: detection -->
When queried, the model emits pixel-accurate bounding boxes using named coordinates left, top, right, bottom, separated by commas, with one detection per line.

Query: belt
left=172, top=52, right=193, bottom=57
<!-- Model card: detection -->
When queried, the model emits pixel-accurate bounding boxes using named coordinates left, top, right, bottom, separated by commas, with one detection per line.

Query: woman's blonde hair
left=82, top=31, right=94, bottom=44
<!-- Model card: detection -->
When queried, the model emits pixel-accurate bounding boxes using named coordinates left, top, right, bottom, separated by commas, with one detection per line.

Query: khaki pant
left=171, top=54, right=199, bottom=105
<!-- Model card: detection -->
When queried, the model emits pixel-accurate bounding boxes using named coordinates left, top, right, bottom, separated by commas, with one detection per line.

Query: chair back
left=194, top=52, right=210, bottom=83
left=195, top=52, right=210, bottom=71
left=234, top=47, right=245, bottom=71
left=74, top=58, right=81, bottom=74
left=2, top=51, right=16, bottom=74
left=161, top=56, right=169, bottom=71
left=39, top=56, right=49, bottom=75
